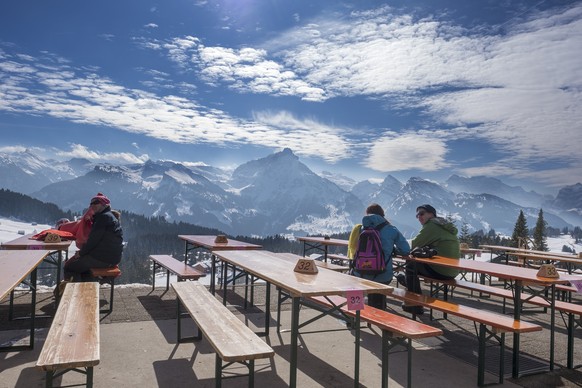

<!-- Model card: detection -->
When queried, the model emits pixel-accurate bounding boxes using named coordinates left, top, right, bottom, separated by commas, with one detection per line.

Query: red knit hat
left=91, top=192, right=110, bottom=206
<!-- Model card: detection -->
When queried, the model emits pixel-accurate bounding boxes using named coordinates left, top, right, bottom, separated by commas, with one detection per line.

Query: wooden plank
left=178, top=235, right=262, bottom=251
left=149, top=255, right=205, bottom=279
left=274, top=253, right=349, bottom=272
left=435, top=278, right=582, bottom=316
left=37, top=282, right=100, bottom=371
left=0, top=250, right=50, bottom=300
left=308, top=295, right=442, bottom=339
left=390, top=288, right=541, bottom=333
left=173, top=282, right=273, bottom=362
left=214, top=250, right=392, bottom=298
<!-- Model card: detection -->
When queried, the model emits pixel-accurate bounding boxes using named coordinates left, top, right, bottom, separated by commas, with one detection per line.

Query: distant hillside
left=0, top=189, right=305, bottom=284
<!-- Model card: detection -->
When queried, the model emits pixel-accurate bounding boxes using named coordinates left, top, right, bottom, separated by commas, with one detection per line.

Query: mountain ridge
left=1, top=149, right=580, bottom=236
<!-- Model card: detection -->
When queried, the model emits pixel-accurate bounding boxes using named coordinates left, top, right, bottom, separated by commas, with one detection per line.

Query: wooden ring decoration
left=214, top=235, right=228, bottom=244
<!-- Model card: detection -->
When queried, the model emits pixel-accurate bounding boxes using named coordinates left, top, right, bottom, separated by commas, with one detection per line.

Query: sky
left=0, top=0, right=580, bottom=194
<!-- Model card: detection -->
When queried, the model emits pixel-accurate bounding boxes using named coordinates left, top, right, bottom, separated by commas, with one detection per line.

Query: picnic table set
left=2, top=232, right=582, bottom=387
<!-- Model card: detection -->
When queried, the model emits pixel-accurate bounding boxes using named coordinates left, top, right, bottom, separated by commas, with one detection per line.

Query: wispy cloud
left=0, top=50, right=348, bottom=163
left=56, top=144, right=149, bottom=164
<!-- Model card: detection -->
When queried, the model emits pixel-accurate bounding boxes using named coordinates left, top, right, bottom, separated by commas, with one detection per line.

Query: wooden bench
left=389, top=287, right=542, bottom=386
left=149, top=254, right=205, bottom=291
left=90, top=266, right=121, bottom=314
left=428, top=278, right=582, bottom=369
left=37, top=282, right=100, bottom=388
left=327, top=253, right=351, bottom=265
left=172, top=281, right=274, bottom=387
left=307, top=295, right=442, bottom=388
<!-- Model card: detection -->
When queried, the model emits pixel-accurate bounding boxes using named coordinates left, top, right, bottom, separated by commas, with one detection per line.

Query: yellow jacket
left=347, top=223, right=362, bottom=259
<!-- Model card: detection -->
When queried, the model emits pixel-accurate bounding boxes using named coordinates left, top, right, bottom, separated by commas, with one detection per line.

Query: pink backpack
left=352, top=222, right=388, bottom=275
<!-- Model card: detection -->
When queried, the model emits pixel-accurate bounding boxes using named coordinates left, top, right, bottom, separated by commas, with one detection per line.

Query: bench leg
left=248, top=359, right=255, bottom=388
left=87, top=366, right=94, bottom=388
left=45, top=371, right=54, bottom=388
left=151, top=261, right=157, bottom=291
left=478, top=324, right=486, bottom=387
left=216, top=354, right=222, bottom=388
left=381, top=333, right=411, bottom=388
left=176, top=298, right=201, bottom=342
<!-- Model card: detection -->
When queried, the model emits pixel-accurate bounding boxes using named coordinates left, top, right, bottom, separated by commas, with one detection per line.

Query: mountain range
left=1, top=148, right=581, bottom=237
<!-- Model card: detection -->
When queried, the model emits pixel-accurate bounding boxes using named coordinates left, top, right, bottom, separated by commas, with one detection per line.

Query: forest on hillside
left=0, top=189, right=326, bottom=284
left=3, top=189, right=577, bottom=284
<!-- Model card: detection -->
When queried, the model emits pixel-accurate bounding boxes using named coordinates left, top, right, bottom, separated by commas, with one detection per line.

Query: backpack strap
left=374, top=221, right=389, bottom=231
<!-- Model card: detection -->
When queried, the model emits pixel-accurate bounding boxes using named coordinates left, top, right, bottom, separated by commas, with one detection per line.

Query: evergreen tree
left=511, top=210, right=529, bottom=248
left=459, top=222, right=471, bottom=245
left=532, top=209, right=548, bottom=251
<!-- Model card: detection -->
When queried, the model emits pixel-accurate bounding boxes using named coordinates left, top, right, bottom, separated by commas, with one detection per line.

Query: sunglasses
left=416, top=211, right=426, bottom=218
left=90, top=201, right=100, bottom=206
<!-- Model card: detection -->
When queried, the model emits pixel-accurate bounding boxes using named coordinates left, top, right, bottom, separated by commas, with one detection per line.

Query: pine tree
left=532, top=208, right=548, bottom=251
left=511, top=210, right=529, bottom=248
left=459, top=222, right=471, bottom=245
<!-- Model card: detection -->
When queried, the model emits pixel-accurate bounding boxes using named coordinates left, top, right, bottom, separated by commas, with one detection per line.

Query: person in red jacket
left=63, top=193, right=124, bottom=281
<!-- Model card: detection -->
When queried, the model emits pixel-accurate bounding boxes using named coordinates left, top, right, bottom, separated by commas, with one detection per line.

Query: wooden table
left=1, top=234, right=73, bottom=284
left=407, top=255, right=574, bottom=377
left=480, top=244, right=579, bottom=261
left=213, top=249, right=392, bottom=388
left=296, top=236, right=348, bottom=262
left=274, top=252, right=349, bottom=272
left=178, top=235, right=262, bottom=294
left=0, top=249, right=51, bottom=351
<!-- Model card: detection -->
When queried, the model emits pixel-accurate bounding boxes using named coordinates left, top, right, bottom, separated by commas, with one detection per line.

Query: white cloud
left=367, top=132, right=450, bottom=172
left=0, top=52, right=349, bottom=163
left=56, top=144, right=149, bottom=164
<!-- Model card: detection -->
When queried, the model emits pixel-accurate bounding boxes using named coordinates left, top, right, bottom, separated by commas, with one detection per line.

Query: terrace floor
left=2, top=282, right=582, bottom=387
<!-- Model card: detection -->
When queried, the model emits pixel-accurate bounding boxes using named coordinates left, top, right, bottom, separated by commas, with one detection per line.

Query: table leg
left=549, top=284, right=556, bottom=370
left=210, top=254, right=216, bottom=295
left=290, top=297, right=300, bottom=388
left=354, top=310, right=360, bottom=387
left=264, top=282, right=271, bottom=336
left=512, top=280, right=522, bottom=378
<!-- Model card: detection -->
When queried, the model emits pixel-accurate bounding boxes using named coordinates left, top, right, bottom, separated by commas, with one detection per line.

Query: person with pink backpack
left=350, top=203, right=410, bottom=310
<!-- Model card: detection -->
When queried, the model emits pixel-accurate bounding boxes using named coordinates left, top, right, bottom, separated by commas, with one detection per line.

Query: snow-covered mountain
left=444, top=175, right=548, bottom=208
left=229, top=148, right=363, bottom=235
left=0, top=150, right=91, bottom=193
left=0, top=149, right=580, bottom=236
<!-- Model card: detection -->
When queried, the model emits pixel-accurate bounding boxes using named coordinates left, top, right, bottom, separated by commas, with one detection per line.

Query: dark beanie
left=416, top=204, right=437, bottom=216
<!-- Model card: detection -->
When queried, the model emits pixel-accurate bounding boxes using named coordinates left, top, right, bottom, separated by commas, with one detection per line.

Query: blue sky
left=0, top=0, right=580, bottom=194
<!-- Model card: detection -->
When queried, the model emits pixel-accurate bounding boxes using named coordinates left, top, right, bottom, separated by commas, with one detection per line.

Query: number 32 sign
left=346, top=290, right=365, bottom=311
left=294, top=259, right=319, bottom=274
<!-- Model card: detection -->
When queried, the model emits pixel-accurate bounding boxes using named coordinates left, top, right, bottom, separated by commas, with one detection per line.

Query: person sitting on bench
left=397, top=204, right=460, bottom=315
left=64, top=193, right=124, bottom=282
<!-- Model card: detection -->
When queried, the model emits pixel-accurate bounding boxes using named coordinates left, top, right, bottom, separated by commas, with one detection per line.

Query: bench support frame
left=45, top=366, right=94, bottom=388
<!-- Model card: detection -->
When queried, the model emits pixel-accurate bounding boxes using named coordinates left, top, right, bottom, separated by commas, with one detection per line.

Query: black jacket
left=79, top=206, right=124, bottom=264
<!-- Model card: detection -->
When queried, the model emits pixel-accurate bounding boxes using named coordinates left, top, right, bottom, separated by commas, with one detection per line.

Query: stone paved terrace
left=2, top=281, right=582, bottom=387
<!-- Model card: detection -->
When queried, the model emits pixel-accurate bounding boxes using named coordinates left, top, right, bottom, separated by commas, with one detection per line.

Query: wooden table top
left=178, top=235, right=262, bottom=251
left=0, top=249, right=51, bottom=300
left=296, top=236, right=349, bottom=247
left=506, top=251, right=582, bottom=265
left=213, top=250, right=392, bottom=297
left=274, top=252, right=349, bottom=272
left=479, top=244, right=579, bottom=260
left=408, top=255, right=574, bottom=285
left=1, top=234, right=73, bottom=251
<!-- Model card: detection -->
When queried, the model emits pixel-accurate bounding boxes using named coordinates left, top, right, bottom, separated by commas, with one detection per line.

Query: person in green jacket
left=397, top=204, right=460, bottom=315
